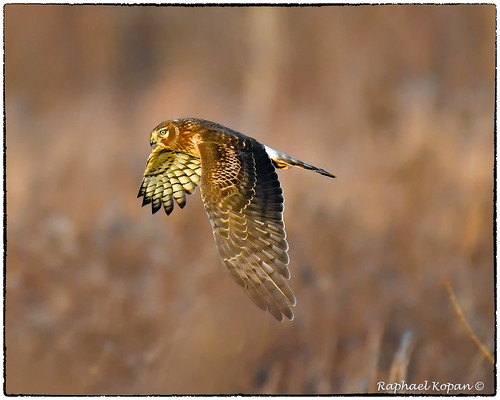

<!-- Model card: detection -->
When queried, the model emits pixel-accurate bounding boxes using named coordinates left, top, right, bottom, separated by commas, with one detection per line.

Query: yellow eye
left=158, top=128, right=168, bottom=137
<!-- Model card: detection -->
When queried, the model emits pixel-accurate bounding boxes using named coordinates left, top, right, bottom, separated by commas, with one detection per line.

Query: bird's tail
left=264, top=146, right=335, bottom=178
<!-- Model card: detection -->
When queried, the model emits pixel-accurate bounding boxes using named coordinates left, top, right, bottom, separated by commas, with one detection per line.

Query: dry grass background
left=4, top=4, right=495, bottom=395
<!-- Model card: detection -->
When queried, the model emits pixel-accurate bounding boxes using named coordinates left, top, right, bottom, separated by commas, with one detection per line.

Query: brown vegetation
left=5, top=5, right=495, bottom=394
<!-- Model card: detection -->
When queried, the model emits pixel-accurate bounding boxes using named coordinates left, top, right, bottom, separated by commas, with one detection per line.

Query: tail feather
left=264, top=146, right=335, bottom=178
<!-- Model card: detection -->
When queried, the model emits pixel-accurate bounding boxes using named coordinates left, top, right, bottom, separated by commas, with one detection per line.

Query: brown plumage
left=138, top=118, right=335, bottom=321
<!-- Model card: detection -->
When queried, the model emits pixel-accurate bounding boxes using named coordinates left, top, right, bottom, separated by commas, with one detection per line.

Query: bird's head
left=149, top=119, right=201, bottom=157
left=150, top=121, right=175, bottom=149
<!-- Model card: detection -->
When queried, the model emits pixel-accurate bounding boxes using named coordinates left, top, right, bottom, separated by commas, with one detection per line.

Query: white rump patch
left=264, top=145, right=280, bottom=161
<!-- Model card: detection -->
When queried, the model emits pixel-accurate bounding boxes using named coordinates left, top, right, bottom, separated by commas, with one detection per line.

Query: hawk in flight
left=138, top=118, right=334, bottom=321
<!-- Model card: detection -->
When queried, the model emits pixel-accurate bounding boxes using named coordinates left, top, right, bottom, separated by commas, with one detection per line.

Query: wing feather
left=199, top=135, right=295, bottom=321
left=138, top=146, right=201, bottom=215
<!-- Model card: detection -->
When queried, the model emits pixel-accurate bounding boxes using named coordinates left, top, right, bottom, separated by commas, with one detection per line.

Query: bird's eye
left=158, top=128, right=168, bottom=138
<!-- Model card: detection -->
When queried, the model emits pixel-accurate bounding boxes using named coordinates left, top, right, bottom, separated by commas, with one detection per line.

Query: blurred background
left=5, top=4, right=495, bottom=395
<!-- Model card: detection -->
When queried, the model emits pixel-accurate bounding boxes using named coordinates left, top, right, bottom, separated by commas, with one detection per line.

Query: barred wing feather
left=138, top=146, right=202, bottom=215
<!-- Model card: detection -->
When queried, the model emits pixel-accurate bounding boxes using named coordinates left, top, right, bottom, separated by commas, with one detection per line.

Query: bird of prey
left=138, top=118, right=334, bottom=321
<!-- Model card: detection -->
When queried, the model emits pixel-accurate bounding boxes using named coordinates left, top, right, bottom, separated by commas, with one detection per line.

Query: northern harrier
left=138, top=118, right=334, bottom=321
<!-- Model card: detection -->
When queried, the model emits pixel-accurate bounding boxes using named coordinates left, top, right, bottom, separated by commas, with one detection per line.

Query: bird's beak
left=150, top=133, right=158, bottom=149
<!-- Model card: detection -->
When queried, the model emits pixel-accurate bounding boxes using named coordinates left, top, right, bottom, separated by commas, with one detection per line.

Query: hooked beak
left=150, top=133, right=158, bottom=149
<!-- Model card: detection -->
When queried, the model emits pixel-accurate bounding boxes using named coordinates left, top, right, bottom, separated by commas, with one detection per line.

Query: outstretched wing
left=198, top=135, right=295, bottom=321
left=138, top=146, right=202, bottom=215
